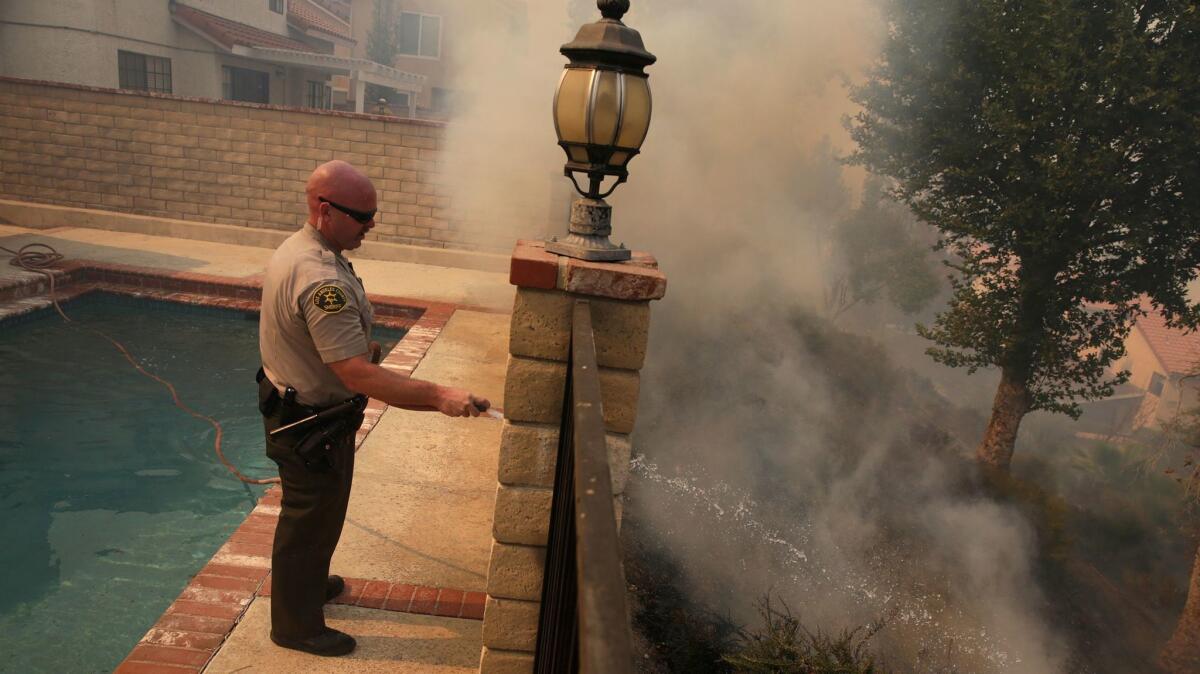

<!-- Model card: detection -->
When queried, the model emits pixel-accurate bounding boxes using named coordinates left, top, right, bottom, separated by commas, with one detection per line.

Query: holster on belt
left=256, top=367, right=366, bottom=473
left=294, top=396, right=366, bottom=472
left=257, top=368, right=282, bottom=416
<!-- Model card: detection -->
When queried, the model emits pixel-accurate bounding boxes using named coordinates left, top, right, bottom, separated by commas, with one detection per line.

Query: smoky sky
left=441, top=1, right=1067, bottom=671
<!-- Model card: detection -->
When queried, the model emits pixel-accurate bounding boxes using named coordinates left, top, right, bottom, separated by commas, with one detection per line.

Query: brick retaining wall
left=0, top=76, right=498, bottom=251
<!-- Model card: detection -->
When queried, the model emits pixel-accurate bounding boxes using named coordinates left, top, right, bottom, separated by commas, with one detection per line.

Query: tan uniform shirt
left=260, top=223, right=374, bottom=407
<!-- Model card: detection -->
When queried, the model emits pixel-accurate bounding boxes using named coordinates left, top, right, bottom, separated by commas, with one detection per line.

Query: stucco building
left=0, top=0, right=424, bottom=114
left=0, top=0, right=530, bottom=118
left=1078, top=310, right=1200, bottom=436
left=344, top=0, right=527, bottom=118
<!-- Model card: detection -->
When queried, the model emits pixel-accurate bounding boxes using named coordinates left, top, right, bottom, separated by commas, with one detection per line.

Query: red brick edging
left=0, top=261, right=490, bottom=673
left=115, top=484, right=485, bottom=673
left=0, top=259, right=454, bottom=327
left=261, top=575, right=486, bottom=621
left=115, top=487, right=486, bottom=673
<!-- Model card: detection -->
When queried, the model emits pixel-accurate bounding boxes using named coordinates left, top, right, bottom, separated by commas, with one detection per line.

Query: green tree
left=365, top=0, right=399, bottom=107
left=847, top=0, right=1200, bottom=472
left=826, top=177, right=941, bottom=319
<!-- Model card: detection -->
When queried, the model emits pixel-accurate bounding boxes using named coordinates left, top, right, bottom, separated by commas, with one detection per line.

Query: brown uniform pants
left=260, top=379, right=360, bottom=640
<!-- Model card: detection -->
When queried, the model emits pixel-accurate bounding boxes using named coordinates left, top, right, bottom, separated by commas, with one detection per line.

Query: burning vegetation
left=624, top=305, right=1194, bottom=672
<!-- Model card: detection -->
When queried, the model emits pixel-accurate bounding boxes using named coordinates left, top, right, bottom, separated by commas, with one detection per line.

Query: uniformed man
left=257, top=160, right=488, bottom=656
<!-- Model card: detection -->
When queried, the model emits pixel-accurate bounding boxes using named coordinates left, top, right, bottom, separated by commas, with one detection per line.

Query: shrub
left=722, top=595, right=884, bottom=674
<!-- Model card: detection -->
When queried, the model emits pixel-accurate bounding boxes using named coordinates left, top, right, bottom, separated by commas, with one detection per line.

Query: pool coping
left=0, top=259, right=491, bottom=327
left=0, top=261, right=495, bottom=673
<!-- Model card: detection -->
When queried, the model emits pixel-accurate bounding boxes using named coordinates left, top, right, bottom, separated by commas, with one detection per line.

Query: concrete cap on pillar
left=509, top=239, right=666, bottom=301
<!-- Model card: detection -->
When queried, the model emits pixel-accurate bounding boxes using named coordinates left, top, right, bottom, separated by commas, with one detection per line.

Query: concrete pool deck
left=0, top=221, right=514, bottom=672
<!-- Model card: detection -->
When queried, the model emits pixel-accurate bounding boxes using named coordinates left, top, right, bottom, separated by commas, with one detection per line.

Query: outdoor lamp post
left=547, top=0, right=656, bottom=262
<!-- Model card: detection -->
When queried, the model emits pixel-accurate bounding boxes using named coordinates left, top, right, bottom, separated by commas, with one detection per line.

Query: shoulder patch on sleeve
left=312, top=284, right=349, bottom=314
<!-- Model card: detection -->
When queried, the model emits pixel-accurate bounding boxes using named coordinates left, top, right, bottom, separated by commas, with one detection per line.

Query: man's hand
left=437, top=386, right=490, bottom=417
left=328, top=353, right=490, bottom=417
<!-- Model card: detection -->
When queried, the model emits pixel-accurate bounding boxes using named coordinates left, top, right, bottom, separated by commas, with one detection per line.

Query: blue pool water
left=0, top=293, right=406, bottom=673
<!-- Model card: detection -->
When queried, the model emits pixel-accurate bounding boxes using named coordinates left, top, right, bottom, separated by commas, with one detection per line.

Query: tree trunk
left=1162, top=543, right=1200, bottom=673
left=976, top=366, right=1031, bottom=472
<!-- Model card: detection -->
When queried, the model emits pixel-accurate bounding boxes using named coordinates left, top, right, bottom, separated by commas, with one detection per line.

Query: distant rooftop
left=1135, top=310, right=1200, bottom=375
left=288, top=0, right=354, bottom=42
left=308, top=0, right=351, bottom=22
left=171, top=2, right=317, bottom=53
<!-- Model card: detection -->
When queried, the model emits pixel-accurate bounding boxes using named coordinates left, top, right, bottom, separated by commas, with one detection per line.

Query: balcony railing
left=534, top=299, right=635, bottom=673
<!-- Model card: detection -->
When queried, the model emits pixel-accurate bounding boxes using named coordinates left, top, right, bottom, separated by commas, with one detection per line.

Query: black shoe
left=270, top=628, right=356, bottom=656
left=325, top=575, right=345, bottom=602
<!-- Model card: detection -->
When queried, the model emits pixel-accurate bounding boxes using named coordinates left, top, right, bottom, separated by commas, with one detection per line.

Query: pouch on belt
left=293, top=396, right=367, bottom=473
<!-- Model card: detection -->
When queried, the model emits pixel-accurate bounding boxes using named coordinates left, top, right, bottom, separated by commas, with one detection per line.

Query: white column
left=353, top=76, right=365, bottom=114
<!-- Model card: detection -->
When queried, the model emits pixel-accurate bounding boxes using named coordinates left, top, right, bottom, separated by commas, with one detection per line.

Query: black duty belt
left=269, top=396, right=365, bottom=437
left=256, top=367, right=365, bottom=436
left=257, top=367, right=367, bottom=473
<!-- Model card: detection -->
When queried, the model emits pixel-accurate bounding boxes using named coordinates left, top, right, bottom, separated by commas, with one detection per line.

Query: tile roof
left=309, top=0, right=351, bottom=22
left=1134, top=309, right=1200, bottom=374
left=288, top=0, right=354, bottom=41
left=171, top=2, right=317, bottom=52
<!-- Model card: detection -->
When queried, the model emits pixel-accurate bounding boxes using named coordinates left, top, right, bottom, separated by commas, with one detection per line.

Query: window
left=306, top=81, right=331, bottom=109
left=398, top=12, right=441, bottom=58
left=1149, top=372, right=1167, bottom=397
left=118, top=51, right=172, bottom=94
left=269, top=0, right=285, bottom=13
left=222, top=66, right=270, bottom=104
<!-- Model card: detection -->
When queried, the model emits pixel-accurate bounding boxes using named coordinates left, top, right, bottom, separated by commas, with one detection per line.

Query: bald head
left=306, top=160, right=377, bottom=253
left=306, top=160, right=374, bottom=217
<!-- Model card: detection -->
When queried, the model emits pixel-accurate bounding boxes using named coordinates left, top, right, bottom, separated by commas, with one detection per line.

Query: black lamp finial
left=597, top=0, right=630, bottom=21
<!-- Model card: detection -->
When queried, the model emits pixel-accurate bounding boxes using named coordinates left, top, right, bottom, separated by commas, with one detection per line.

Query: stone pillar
left=478, top=240, right=667, bottom=673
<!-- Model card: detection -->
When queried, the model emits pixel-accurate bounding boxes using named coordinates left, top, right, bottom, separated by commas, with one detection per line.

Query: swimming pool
left=0, top=292, right=405, bottom=672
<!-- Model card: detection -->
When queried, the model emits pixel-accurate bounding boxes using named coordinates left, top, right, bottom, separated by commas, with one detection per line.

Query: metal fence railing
left=534, top=299, right=635, bottom=674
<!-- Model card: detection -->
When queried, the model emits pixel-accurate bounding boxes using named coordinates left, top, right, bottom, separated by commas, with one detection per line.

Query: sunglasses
left=319, top=197, right=376, bottom=225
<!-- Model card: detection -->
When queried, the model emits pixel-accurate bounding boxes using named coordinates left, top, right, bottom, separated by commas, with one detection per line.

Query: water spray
left=630, top=453, right=1025, bottom=668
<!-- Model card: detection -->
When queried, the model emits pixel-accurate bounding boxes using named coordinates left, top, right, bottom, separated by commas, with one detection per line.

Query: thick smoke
left=438, top=3, right=575, bottom=250
left=443, top=1, right=1067, bottom=671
